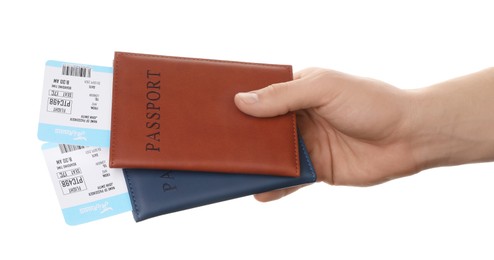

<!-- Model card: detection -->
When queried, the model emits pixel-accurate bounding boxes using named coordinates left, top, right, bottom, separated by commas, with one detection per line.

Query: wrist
left=407, top=88, right=456, bottom=171
left=407, top=68, right=494, bottom=172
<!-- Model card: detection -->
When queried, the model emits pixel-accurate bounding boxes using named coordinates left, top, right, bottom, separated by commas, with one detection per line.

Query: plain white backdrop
left=1, top=0, right=493, bottom=259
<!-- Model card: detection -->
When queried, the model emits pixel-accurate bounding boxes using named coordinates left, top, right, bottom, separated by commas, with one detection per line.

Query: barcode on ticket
left=59, top=144, right=85, bottom=154
left=61, top=64, right=92, bottom=78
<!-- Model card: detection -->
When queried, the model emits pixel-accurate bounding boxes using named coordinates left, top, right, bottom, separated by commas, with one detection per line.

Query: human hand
left=235, top=68, right=418, bottom=201
left=235, top=67, right=494, bottom=202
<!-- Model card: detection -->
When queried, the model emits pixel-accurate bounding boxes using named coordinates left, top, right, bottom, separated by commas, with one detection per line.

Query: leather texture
left=124, top=135, right=317, bottom=222
left=110, top=52, right=299, bottom=177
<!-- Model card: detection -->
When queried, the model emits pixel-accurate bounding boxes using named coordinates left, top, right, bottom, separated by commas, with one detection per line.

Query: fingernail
left=237, top=92, right=259, bottom=104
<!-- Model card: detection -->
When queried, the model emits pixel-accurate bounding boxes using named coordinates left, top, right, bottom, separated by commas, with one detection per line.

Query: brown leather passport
left=109, top=52, right=299, bottom=177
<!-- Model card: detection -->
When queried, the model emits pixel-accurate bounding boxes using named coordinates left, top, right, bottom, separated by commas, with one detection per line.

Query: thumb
left=234, top=72, right=326, bottom=117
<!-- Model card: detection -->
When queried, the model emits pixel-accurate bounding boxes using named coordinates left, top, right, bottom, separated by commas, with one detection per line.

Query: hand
left=235, top=68, right=418, bottom=201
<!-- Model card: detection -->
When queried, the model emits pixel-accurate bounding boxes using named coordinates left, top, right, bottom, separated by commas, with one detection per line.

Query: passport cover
left=110, top=52, right=299, bottom=177
left=124, top=135, right=317, bottom=222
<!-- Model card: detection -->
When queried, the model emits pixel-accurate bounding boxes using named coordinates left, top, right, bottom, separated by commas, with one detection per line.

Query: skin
left=234, top=67, right=494, bottom=202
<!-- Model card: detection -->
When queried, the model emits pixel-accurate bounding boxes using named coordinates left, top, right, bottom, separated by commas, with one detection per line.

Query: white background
left=2, top=0, right=494, bottom=259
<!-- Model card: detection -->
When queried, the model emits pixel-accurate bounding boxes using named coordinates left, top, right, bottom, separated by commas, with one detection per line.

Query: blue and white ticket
left=42, top=143, right=131, bottom=225
left=39, top=60, right=131, bottom=225
left=38, top=61, right=113, bottom=147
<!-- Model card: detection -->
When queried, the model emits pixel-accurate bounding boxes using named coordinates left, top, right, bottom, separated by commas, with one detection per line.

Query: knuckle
left=261, top=82, right=289, bottom=98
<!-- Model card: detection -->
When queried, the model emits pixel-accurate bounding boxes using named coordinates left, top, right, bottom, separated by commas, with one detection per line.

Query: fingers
left=234, top=68, right=329, bottom=117
left=253, top=186, right=303, bottom=202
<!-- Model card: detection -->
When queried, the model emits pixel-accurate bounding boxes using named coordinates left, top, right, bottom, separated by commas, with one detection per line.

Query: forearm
left=409, top=67, right=494, bottom=171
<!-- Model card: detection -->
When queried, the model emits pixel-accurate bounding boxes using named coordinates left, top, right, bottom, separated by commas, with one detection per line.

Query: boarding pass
left=38, top=61, right=131, bottom=225
left=38, top=61, right=113, bottom=147
left=42, top=143, right=131, bottom=225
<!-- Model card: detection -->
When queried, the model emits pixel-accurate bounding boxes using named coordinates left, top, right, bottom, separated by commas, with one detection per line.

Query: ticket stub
left=38, top=61, right=113, bottom=147
left=42, top=143, right=131, bottom=225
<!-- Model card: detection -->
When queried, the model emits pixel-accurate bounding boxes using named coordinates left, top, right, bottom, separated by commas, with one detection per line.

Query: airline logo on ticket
left=42, top=143, right=131, bottom=225
left=38, top=61, right=113, bottom=147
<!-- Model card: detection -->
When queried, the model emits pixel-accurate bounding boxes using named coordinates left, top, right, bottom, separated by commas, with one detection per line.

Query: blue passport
left=123, top=135, right=317, bottom=222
